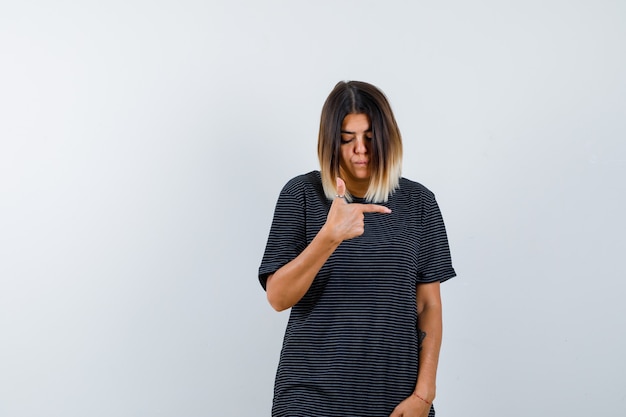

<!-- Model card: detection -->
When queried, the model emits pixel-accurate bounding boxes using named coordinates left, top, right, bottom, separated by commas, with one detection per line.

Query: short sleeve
left=258, top=180, right=307, bottom=290
left=416, top=192, right=456, bottom=283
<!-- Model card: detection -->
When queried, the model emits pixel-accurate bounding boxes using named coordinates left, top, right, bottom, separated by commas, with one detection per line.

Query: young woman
left=259, top=81, right=456, bottom=417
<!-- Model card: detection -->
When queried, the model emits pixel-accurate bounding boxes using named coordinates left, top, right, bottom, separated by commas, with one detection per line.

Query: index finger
left=358, top=203, right=392, bottom=214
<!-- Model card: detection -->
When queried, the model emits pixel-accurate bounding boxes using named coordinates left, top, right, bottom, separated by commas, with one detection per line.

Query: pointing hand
left=325, top=177, right=391, bottom=242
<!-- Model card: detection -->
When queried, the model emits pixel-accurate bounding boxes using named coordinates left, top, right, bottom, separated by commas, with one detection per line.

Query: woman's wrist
left=412, top=391, right=431, bottom=405
left=412, top=384, right=436, bottom=404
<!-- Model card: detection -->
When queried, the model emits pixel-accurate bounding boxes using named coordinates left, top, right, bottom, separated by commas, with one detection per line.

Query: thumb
left=336, top=177, right=346, bottom=198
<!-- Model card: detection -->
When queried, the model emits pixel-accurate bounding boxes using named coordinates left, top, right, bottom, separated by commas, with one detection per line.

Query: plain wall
left=1, top=1, right=625, bottom=416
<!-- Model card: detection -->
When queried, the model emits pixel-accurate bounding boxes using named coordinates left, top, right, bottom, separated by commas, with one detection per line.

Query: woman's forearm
left=414, top=282, right=443, bottom=403
left=265, top=225, right=341, bottom=311
left=415, top=304, right=442, bottom=402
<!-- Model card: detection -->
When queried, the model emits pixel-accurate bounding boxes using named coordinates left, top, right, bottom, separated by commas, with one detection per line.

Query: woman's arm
left=414, top=281, right=443, bottom=403
left=390, top=281, right=442, bottom=417
left=266, top=178, right=391, bottom=311
left=266, top=223, right=341, bottom=311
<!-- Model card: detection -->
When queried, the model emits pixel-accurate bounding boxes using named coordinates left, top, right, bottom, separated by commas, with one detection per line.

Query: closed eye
left=340, top=131, right=373, bottom=144
left=341, top=136, right=354, bottom=144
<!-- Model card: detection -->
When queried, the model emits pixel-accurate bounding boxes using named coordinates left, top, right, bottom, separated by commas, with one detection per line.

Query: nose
left=354, top=136, right=368, bottom=154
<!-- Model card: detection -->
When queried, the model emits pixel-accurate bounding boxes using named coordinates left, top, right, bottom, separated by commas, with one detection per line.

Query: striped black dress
left=259, top=171, right=456, bottom=417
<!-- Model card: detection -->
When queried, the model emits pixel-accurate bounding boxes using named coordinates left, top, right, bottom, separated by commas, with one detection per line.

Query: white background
left=1, top=1, right=625, bottom=416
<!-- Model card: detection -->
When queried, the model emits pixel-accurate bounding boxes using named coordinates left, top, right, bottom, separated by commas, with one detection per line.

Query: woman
left=259, top=81, right=456, bottom=417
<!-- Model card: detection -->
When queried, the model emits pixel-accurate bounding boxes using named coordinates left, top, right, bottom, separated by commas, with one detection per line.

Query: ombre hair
left=318, top=81, right=403, bottom=203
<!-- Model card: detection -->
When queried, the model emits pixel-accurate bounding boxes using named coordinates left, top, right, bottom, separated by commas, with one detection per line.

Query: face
left=339, top=113, right=373, bottom=194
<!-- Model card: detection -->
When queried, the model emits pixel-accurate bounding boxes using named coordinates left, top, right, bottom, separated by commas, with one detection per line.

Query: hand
left=389, top=395, right=431, bottom=417
left=323, top=177, right=391, bottom=242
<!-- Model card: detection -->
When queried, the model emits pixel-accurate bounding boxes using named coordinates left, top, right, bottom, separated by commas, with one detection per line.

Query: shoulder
left=280, top=171, right=322, bottom=194
left=395, top=178, right=450, bottom=230
left=396, top=177, right=436, bottom=202
left=277, top=171, right=326, bottom=203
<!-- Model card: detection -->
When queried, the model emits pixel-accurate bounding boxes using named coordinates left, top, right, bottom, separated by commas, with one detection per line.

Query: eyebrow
left=340, top=129, right=372, bottom=134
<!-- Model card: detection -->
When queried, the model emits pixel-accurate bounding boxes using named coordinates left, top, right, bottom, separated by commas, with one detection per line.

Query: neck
left=345, top=180, right=368, bottom=199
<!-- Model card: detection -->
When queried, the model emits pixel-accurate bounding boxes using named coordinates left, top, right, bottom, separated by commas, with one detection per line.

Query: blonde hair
left=317, top=81, right=403, bottom=202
